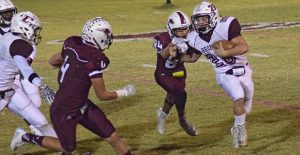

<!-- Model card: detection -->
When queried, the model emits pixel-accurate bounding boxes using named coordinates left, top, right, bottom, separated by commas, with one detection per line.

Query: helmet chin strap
left=93, top=38, right=103, bottom=50
left=82, top=39, right=99, bottom=49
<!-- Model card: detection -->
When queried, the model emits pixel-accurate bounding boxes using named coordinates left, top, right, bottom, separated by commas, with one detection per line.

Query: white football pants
left=216, top=65, right=254, bottom=114
left=7, top=78, right=57, bottom=137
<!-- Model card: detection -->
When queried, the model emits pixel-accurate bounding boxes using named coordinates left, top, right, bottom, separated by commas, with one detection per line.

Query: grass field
left=1, top=0, right=300, bottom=154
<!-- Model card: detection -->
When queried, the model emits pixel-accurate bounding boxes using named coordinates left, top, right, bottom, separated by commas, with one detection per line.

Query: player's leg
left=13, top=109, right=78, bottom=153
left=79, top=100, right=131, bottom=155
left=8, top=89, right=57, bottom=137
left=173, top=79, right=198, bottom=136
left=11, top=128, right=67, bottom=153
left=240, top=65, right=254, bottom=114
left=155, top=93, right=174, bottom=135
left=162, top=93, right=174, bottom=114
left=105, top=132, right=131, bottom=155
left=154, top=75, right=176, bottom=134
left=217, top=73, right=246, bottom=148
left=238, top=65, right=254, bottom=146
left=12, top=77, right=41, bottom=135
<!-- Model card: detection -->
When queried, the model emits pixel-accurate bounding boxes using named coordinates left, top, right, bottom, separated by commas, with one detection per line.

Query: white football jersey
left=0, top=33, right=32, bottom=90
left=187, top=16, right=248, bottom=74
left=0, top=27, right=10, bottom=36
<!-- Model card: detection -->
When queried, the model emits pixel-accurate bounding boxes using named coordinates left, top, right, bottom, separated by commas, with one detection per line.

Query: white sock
left=29, top=125, right=42, bottom=136
left=37, top=124, right=57, bottom=138
left=234, top=113, right=246, bottom=126
left=244, top=99, right=253, bottom=114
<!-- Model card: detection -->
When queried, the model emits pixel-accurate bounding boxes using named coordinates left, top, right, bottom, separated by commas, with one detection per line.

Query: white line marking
left=142, top=64, right=156, bottom=68
left=250, top=53, right=270, bottom=58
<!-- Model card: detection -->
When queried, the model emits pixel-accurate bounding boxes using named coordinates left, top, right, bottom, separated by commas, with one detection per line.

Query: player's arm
left=49, top=52, right=63, bottom=68
left=180, top=46, right=202, bottom=63
left=160, top=42, right=177, bottom=59
left=180, top=53, right=201, bottom=63
left=91, top=77, right=118, bottom=100
left=215, top=19, right=249, bottom=57
left=91, top=77, right=135, bottom=101
left=153, top=37, right=177, bottom=59
left=222, top=35, right=248, bottom=57
left=10, top=39, right=42, bottom=86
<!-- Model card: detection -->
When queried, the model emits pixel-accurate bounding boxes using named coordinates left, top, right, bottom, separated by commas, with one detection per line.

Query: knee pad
left=9, top=88, right=31, bottom=111
left=27, top=93, right=41, bottom=108
left=17, top=103, right=48, bottom=128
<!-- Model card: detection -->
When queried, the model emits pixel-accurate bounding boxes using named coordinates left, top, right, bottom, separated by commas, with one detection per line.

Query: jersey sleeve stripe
left=89, top=70, right=104, bottom=77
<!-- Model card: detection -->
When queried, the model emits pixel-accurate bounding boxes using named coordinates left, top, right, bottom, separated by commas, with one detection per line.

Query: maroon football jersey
left=52, top=36, right=110, bottom=114
left=153, top=32, right=184, bottom=75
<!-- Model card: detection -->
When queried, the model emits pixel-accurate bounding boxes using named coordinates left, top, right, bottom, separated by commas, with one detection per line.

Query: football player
left=153, top=11, right=201, bottom=136
left=0, top=0, right=51, bottom=136
left=188, top=1, right=254, bottom=148
left=11, top=17, right=135, bottom=155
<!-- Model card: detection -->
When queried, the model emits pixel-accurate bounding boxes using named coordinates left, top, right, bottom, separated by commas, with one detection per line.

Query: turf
left=1, top=0, right=299, bottom=154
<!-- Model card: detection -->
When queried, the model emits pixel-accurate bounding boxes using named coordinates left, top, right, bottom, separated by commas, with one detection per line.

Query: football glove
left=116, top=84, right=136, bottom=97
left=172, top=37, right=188, bottom=53
left=39, top=83, right=55, bottom=105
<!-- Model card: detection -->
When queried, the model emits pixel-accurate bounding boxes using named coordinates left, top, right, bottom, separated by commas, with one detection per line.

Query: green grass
left=1, top=0, right=300, bottom=154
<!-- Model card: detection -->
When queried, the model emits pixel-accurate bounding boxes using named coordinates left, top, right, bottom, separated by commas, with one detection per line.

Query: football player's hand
left=172, top=37, right=188, bottom=53
left=39, top=83, right=55, bottom=105
left=176, top=42, right=188, bottom=53
left=116, top=84, right=136, bottom=97
left=213, top=42, right=226, bottom=57
left=124, top=84, right=136, bottom=96
left=169, top=47, right=177, bottom=58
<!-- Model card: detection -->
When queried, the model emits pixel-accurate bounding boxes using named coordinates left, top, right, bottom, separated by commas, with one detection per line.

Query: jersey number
left=154, top=39, right=163, bottom=51
left=59, top=56, right=70, bottom=83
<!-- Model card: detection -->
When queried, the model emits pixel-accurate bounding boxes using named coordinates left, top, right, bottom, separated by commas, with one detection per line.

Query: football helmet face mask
left=82, top=17, right=113, bottom=50
left=192, top=2, right=219, bottom=34
left=10, top=11, right=42, bottom=45
left=166, top=11, right=191, bottom=38
left=0, top=0, right=17, bottom=27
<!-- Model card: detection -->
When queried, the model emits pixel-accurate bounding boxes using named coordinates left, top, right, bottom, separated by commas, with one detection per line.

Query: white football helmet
left=192, top=1, right=220, bottom=34
left=0, top=0, right=17, bottom=27
left=81, top=17, right=113, bottom=50
left=10, top=11, right=42, bottom=45
left=166, top=10, right=191, bottom=37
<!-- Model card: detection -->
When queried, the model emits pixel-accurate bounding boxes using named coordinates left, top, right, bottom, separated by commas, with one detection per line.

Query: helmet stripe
left=176, top=11, right=186, bottom=24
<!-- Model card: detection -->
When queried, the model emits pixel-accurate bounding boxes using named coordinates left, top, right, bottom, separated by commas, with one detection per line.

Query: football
left=211, top=40, right=236, bottom=50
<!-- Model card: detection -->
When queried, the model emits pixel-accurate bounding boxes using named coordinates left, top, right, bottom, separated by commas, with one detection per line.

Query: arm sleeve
left=228, top=19, right=241, bottom=41
left=13, top=55, right=42, bottom=87
left=85, top=53, right=110, bottom=79
left=10, top=39, right=33, bottom=58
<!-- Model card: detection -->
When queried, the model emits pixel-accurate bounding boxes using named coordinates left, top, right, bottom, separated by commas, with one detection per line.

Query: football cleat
left=11, top=127, right=26, bottom=152
left=238, top=124, right=248, bottom=147
left=179, top=117, right=198, bottom=136
left=156, top=108, right=168, bottom=135
left=231, top=126, right=240, bottom=148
